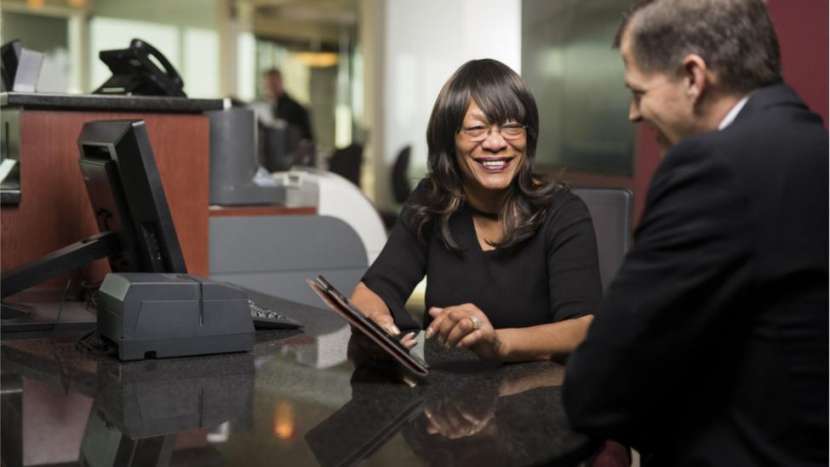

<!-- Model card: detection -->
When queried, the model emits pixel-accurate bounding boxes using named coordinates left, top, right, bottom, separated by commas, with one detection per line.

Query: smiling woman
left=412, top=59, right=554, bottom=251
left=348, top=59, right=603, bottom=363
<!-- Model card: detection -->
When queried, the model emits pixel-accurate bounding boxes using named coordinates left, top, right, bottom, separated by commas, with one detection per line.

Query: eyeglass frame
left=457, top=122, right=527, bottom=143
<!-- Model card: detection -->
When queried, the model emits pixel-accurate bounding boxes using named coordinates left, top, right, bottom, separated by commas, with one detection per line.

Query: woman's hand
left=348, top=313, right=417, bottom=366
left=347, top=283, right=417, bottom=366
left=426, top=304, right=504, bottom=360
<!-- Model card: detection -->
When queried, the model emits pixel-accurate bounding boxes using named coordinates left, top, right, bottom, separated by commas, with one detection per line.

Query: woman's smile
left=474, top=156, right=515, bottom=173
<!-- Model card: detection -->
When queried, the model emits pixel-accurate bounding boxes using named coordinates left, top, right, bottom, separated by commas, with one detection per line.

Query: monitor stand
left=1, top=231, right=119, bottom=333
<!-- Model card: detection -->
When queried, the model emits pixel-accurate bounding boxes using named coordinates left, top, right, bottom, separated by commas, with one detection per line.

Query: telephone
left=94, top=38, right=186, bottom=97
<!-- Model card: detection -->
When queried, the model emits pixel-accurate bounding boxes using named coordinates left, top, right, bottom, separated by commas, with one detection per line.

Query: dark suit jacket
left=273, top=93, right=313, bottom=141
left=563, top=84, right=828, bottom=466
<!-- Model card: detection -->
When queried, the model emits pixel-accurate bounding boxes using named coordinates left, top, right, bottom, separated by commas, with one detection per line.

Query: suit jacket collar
left=734, top=82, right=807, bottom=123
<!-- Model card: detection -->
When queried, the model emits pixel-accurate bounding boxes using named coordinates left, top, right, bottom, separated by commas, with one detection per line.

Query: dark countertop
left=0, top=292, right=598, bottom=467
left=0, top=92, right=223, bottom=113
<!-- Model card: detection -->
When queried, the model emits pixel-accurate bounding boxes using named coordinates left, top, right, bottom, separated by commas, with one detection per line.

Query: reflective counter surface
left=1, top=292, right=599, bottom=467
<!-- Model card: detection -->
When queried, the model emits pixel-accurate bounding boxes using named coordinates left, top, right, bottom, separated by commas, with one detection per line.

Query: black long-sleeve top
left=362, top=183, right=602, bottom=331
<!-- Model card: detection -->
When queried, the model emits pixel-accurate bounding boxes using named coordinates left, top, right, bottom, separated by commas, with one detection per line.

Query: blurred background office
left=1, top=0, right=826, bottom=224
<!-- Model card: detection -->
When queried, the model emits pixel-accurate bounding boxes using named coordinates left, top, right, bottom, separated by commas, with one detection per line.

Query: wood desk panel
left=1, top=109, right=209, bottom=289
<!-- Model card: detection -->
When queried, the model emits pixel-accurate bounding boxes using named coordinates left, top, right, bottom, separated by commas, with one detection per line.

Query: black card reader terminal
left=96, top=273, right=299, bottom=361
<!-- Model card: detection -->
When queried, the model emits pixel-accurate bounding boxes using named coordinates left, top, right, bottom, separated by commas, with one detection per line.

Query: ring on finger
left=468, top=316, right=481, bottom=330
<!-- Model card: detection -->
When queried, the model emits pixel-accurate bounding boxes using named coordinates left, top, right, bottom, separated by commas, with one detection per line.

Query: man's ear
left=681, top=54, right=708, bottom=104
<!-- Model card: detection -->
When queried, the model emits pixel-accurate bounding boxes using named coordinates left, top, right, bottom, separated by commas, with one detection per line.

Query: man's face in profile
left=620, top=30, right=697, bottom=153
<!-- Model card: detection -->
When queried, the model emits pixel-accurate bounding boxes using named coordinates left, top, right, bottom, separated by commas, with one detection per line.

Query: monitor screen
left=78, top=120, right=187, bottom=274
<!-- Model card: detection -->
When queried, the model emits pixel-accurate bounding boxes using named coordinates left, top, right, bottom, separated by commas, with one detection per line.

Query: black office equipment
left=1, top=121, right=185, bottom=302
left=208, top=108, right=284, bottom=205
left=96, top=273, right=255, bottom=360
left=1, top=120, right=185, bottom=331
left=94, top=39, right=186, bottom=97
left=258, top=120, right=292, bottom=172
left=248, top=297, right=302, bottom=330
left=0, top=39, right=43, bottom=93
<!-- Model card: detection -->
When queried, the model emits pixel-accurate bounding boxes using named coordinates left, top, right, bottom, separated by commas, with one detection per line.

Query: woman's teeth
left=479, top=159, right=509, bottom=171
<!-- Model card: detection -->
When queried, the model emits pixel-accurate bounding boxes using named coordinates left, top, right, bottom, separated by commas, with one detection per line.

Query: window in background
left=236, top=31, right=256, bottom=102
left=183, top=27, right=219, bottom=98
left=522, top=0, right=634, bottom=176
left=350, top=47, right=364, bottom=133
left=334, top=41, right=353, bottom=149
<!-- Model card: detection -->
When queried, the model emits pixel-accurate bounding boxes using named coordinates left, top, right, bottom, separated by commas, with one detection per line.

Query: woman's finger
left=445, top=318, right=475, bottom=347
left=400, top=332, right=417, bottom=349
left=436, top=312, right=464, bottom=345
left=425, top=307, right=449, bottom=339
left=457, top=329, right=483, bottom=348
left=368, top=312, right=400, bottom=336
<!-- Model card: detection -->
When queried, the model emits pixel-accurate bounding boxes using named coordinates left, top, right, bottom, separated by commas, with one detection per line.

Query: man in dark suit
left=563, top=0, right=828, bottom=465
left=263, top=67, right=314, bottom=142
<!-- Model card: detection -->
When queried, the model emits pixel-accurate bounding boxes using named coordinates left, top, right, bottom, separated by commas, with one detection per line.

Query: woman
left=351, top=58, right=601, bottom=362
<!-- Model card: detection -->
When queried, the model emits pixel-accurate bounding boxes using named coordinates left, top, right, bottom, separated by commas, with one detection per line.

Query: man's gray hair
left=614, top=0, right=782, bottom=93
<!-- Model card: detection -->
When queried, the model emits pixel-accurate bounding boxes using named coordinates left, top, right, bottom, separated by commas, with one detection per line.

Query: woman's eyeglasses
left=459, top=123, right=527, bottom=142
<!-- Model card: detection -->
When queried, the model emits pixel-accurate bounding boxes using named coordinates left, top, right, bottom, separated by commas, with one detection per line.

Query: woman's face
left=454, top=101, right=526, bottom=194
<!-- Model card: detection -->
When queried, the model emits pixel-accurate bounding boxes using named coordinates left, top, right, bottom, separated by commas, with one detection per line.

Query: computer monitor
left=0, top=120, right=186, bottom=330
left=78, top=120, right=186, bottom=274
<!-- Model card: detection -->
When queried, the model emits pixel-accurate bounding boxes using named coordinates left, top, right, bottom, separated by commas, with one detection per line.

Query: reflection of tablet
left=305, top=393, right=424, bottom=467
left=307, top=275, right=429, bottom=378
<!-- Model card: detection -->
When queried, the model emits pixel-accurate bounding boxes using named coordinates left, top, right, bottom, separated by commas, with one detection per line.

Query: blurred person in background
left=262, top=67, right=313, bottom=142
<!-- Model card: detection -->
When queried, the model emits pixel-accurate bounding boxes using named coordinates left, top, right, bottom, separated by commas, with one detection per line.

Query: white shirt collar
left=718, top=95, right=750, bottom=130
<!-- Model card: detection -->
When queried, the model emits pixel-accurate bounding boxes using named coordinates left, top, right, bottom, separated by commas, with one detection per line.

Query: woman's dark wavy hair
left=405, top=58, right=562, bottom=252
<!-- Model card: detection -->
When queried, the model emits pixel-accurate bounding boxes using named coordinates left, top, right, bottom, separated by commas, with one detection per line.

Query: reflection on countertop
left=1, top=299, right=598, bottom=467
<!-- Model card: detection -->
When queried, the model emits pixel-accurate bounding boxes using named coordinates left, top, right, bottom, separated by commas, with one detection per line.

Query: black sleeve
left=361, top=193, right=428, bottom=332
left=562, top=139, right=752, bottom=445
left=545, top=191, right=603, bottom=322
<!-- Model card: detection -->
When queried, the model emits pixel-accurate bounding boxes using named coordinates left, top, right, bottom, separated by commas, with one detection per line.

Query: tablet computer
left=306, top=275, right=429, bottom=378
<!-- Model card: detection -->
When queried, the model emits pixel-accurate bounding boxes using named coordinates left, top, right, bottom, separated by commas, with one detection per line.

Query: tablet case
left=307, top=275, right=429, bottom=378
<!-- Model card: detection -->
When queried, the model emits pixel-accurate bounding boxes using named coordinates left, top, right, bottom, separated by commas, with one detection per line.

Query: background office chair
left=327, top=143, right=364, bottom=187
left=380, top=145, right=413, bottom=230
left=571, top=187, right=633, bottom=291
left=391, top=145, right=412, bottom=204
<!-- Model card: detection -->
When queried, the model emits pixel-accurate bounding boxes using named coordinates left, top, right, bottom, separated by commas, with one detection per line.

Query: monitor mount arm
left=1, top=231, right=120, bottom=300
